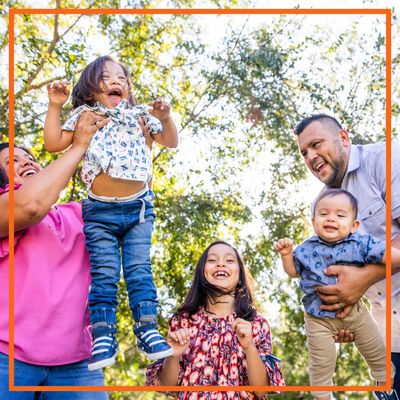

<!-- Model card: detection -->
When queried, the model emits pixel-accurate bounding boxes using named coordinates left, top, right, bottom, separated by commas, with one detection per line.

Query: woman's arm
left=0, top=112, right=109, bottom=238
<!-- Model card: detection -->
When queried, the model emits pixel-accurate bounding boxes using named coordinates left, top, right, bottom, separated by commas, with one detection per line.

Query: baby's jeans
left=305, top=300, right=391, bottom=399
left=82, top=188, right=158, bottom=325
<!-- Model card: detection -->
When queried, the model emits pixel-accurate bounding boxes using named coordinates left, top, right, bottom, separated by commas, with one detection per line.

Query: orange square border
left=8, top=6, right=392, bottom=395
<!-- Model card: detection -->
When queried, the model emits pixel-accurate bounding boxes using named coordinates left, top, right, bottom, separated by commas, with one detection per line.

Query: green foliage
left=1, top=3, right=397, bottom=399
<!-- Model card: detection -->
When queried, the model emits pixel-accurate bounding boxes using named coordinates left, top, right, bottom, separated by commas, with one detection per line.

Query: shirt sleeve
left=0, top=184, right=25, bottom=257
left=135, top=104, right=162, bottom=135
left=61, top=106, right=87, bottom=132
left=370, top=141, right=400, bottom=221
left=252, top=316, right=285, bottom=387
left=362, top=234, right=386, bottom=265
left=293, top=247, right=304, bottom=276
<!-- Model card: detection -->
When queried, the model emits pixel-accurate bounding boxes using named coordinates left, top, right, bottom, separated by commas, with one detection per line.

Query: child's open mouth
left=108, top=89, right=122, bottom=106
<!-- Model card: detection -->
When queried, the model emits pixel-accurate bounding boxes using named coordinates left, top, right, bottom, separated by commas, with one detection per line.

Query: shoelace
left=92, top=336, right=116, bottom=355
left=139, top=329, right=166, bottom=347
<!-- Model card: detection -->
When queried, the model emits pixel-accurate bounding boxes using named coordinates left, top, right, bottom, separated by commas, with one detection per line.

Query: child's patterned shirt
left=62, top=100, right=162, bottom=188
left=294, top=232, right=385, bottom=319
left=146, top=310, right=285, bottom=399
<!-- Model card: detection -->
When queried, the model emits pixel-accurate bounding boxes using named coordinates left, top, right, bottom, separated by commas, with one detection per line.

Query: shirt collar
left=345, top=144, right=360, bottom=175
left=309, top=232, right=357, bottom=246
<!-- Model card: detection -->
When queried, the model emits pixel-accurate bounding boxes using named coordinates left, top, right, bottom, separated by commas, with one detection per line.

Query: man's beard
left=325, top=141, right=347, bottom=188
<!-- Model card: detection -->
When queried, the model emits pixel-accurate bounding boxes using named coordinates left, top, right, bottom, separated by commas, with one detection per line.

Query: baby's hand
left=149, top=98, right=171, bottom=122
left=274, top=238, right=294, bottom=256
left=47, top=80, right=70, bottom=107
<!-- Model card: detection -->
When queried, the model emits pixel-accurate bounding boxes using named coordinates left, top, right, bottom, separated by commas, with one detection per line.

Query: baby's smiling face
left=93, top=60, right=130, bottom=108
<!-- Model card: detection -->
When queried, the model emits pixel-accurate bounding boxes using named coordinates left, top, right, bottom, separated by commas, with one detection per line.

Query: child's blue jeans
left=82, top=189, right=158, bottom=325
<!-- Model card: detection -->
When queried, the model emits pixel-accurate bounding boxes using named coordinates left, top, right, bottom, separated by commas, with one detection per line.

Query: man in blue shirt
left=295, top=113, right=400, bottom=400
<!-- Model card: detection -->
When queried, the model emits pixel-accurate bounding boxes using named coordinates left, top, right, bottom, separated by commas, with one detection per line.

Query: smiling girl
left=43, top=55, right=178, bottom=371
left=146, top=240, right=285, bottom=399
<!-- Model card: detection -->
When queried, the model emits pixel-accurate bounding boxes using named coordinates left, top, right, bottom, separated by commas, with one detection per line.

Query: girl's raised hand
left=232, top=318, right=254, bottom=350
left=149, top=98, right=172, bottom=122
left=167, top=327, right=190, bottom=358
left=47, top=80, right=70, bottom=107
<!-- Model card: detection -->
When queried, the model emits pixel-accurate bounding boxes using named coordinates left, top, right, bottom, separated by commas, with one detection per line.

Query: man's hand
left=72, top=111, right=110, bottom=151
left=334, top=328, right=355, bottom=343
left=316, top=264, right=375, bottom=318
left=47, top=80, right=70, bottom=107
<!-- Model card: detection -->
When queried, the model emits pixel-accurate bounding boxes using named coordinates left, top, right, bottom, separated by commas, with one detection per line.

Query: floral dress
left=146, top=310, right=285, bottom=399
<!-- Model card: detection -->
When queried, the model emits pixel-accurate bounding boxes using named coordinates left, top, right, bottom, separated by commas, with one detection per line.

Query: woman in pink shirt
left=0, top=112, right=110, bottom=400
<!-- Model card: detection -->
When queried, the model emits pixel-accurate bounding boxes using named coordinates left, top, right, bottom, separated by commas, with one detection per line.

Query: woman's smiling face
left=0, top=147, right=41, bottom=185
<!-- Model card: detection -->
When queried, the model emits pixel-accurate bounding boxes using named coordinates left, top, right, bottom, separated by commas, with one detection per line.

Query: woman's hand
left=232, top=318, right=254, bottom=350
left=72, top=111, right=110, bottom=151
left=167, top=328, right=190, bottom=358
left=47, top=80, right=70, bottom=107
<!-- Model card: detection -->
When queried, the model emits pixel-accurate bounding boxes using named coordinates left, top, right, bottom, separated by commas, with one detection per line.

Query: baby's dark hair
left=71, top=55, right=135, bottom=109
left=313, top=189, right=358, bottom=218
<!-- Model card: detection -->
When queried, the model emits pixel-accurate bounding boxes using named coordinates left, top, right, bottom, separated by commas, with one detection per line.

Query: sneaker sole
left=88, top=349, right=120, bottom=371
left=139, top=346, right=174, bottom=361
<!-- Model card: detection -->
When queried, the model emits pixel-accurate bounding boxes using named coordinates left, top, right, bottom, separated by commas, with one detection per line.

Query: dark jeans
left=82, top=190, right=158, bottom=325
left=393, top=352, right=400, bottom=391
left=0, top=352, right=107, bottom=400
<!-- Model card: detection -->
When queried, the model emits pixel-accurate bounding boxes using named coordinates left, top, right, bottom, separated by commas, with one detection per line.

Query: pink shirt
left=0, top=185, right=92, bottom=365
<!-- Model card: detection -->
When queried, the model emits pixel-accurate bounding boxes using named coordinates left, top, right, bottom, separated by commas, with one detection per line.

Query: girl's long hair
left=175, top=240, right=257, bottom=321
left=71, top=55, right=136, bottom=109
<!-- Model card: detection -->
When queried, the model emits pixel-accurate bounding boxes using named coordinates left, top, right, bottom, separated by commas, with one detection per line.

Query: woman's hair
left=71, top=55, right=135, bottom=109
left=176, top=240, right=257, bottom=321
left=0, top=143, right=10, bottom=187
left=0, top=142, right=37, bottom=188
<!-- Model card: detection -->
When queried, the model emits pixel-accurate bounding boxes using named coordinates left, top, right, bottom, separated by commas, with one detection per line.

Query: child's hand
left=274, top=238, right=294, bottom=256
left=47, top=80, right=70, bottom=107
left=167, top=327, right=190, bottom=358
left=232, top=318, right=254, bottom=350
left=149, top=98, right=172, bottom=122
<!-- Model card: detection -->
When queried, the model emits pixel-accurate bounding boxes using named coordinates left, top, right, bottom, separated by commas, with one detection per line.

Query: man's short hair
left=313, top=188, right=358, bottom=218
left=294, top=113, right=343, bottom=136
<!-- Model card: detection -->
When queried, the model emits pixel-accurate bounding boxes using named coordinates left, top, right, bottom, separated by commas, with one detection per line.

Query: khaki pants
left=305, top=301, right=387, bottom=399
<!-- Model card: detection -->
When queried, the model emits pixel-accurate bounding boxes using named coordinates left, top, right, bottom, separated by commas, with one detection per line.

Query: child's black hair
left=71, top=55, right=135, bottom=109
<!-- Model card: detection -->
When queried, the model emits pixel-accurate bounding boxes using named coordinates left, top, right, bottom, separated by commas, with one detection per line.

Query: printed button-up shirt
left=294, top=232, right=385, bottom=319
left=62, top=100, right=162, bottom=188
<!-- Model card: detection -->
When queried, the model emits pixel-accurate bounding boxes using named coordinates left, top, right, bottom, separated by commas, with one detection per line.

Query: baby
left=275, top=188, right=399, bottom=400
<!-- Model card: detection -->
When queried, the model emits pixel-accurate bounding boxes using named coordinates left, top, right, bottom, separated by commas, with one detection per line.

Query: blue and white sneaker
left=373, top=389, right=400, bottom=400
left=88, top=322, right=119, bottom=371
left=134, top=322, right=173, bottom=361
